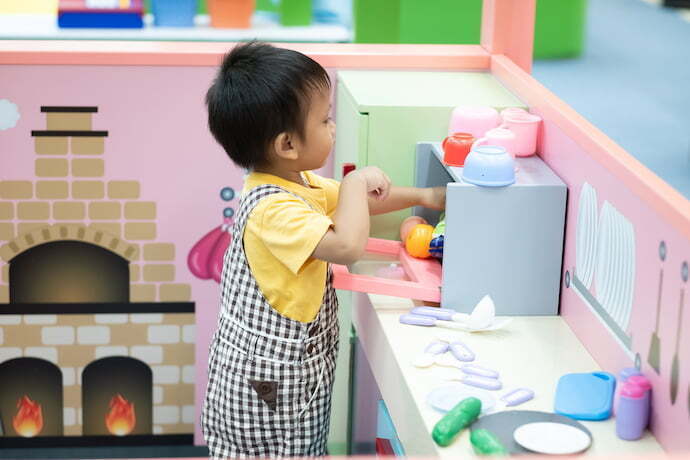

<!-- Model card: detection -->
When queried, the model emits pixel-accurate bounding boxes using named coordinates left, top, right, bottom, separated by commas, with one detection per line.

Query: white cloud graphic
left=0, top=99, right=20, bottom=130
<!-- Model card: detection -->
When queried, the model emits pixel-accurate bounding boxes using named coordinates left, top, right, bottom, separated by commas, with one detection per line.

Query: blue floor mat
left=533, top=0, right=690, bottom=199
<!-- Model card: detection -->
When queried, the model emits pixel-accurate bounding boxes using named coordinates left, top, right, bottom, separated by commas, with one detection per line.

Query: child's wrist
left=418, top=188, right=432, bottom=208
left=342, top=170, right=366, bottom=189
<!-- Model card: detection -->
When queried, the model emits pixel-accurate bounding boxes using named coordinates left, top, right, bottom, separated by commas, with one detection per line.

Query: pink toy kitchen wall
left=0, top=64, right=336, bottom=447
left=0, top=65, right=224, bottom=445
left=541, top=117, right=690, bottom=452
left=490, top=53, right=690, bottom=451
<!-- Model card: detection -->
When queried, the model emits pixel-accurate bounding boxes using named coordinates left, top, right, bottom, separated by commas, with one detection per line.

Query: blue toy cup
left=461, top=145, right=516, bottom=187
left=152, top=0, right=198, bottom=27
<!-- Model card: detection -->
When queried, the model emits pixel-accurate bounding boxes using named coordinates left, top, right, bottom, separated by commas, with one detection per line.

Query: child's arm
left=367, top=186, right=446, bottom=215
left=312, top=167, right=391, bottom=265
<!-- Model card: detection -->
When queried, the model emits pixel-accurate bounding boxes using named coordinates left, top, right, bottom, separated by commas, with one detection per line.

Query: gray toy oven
left=414, top=142, right=567, bottom=315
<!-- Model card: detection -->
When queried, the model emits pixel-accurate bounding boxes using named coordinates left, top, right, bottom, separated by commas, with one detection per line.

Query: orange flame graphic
left=105, top=394, right=136, bottom=436
left=12, top=395, right=43, bottom=437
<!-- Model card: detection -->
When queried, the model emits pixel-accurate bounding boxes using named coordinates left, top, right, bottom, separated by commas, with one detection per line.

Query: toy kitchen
left=1, top=0, right=689, bottom=457
left=329, top=81, right=636, bottom=456
left=329, top=57, right=686, bottom=459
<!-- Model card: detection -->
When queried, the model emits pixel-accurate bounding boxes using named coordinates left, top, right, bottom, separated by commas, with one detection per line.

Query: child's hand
left=421, top=186, right=446, bottom=210
left=350, top=166, right=391, bottom=201
left=316, top=166, right=390, bottom=265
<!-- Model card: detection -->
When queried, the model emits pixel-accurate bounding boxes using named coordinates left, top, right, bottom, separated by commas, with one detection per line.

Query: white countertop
left=351, top=292, right=663, bottom=458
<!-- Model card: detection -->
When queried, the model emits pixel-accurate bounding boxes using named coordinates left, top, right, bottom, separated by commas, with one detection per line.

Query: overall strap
left=232, top=184, right=290, bottom=238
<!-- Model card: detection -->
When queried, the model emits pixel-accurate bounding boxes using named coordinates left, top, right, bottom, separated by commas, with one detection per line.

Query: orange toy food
left=405, top=224, right=434, bottom=258
left=400, top=215, right=429, bottom=241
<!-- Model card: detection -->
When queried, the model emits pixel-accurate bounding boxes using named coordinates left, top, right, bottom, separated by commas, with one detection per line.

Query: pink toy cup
left=500, top=107, right=527, bottom=121
left=448, top=106, right=500, bottom=138
left=471, top=127, right=517, bottom=157
left=499, top=111, right=542, bottom=157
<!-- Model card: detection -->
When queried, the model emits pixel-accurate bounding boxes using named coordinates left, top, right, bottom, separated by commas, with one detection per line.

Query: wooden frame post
left=481, top=0, right=536, bottom=73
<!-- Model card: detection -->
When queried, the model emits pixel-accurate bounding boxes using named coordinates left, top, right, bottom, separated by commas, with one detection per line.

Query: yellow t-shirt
left=242, top=171, right=340, bottom=323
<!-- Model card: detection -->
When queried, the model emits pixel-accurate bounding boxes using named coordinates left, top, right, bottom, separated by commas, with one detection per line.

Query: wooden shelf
left=0, top=13, right=351, bottom=42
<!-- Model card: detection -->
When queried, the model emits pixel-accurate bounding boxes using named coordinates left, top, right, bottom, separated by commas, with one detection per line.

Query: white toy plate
left=513, top=422, right=591, bottom=455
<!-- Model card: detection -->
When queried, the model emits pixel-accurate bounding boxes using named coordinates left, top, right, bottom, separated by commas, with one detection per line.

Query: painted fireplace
left=0, top=107, right=195, bottom=447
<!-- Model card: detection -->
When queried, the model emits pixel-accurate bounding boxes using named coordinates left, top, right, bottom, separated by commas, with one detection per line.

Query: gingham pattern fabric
left=202, top=184, right=340, bottom=459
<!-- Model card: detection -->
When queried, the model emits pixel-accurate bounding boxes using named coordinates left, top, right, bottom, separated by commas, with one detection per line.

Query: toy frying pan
left=470, top=410, right=591, bottom=455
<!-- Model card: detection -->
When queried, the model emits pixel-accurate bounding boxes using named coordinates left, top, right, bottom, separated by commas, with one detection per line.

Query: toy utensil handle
left=462, top=375, right=502, bottom=391
left=437, top=319, right=470, bottom=330
left=399, top=314, right=436, bottom=327
left=462, top=364, right=499, bottom=379
left=500, top=388, right=535, bottom=406
left=449, top=341, right=475, bottom=361
left=411, top=306, right=455, bottom=321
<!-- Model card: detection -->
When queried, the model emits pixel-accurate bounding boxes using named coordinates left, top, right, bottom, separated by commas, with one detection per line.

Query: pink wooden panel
left=480, top=0, right=536, bottom=73
left=490, top=54, right=690, bottom=451
left=0, top=64, right=337, bottom=445
left=0, top=41, right=491, bottom=70
left=490, top=54, right=690, bottom=242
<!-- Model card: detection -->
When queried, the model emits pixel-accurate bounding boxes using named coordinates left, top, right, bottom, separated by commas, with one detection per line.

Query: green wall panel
left=336, top=70, right=526, bottom=239
left=354, top=0, right=587, bottom=59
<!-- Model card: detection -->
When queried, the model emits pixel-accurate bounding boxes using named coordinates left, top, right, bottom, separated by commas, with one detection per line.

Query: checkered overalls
left=202, top=185, right=340, bottom=459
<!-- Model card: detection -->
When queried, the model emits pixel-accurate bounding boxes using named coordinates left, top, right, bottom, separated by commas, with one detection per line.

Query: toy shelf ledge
left=0, top=13, right=351, bottom=42
left=0, top=40, right=489, bottom=68
left=426, top=141, right=565, bottom=186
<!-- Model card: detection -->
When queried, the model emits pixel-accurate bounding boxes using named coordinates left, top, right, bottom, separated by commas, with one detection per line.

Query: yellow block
left=0, top=0, right=58, bottom=14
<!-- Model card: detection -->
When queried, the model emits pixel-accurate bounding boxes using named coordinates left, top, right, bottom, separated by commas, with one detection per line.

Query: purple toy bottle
left=616, top=376, right=651, bottom=441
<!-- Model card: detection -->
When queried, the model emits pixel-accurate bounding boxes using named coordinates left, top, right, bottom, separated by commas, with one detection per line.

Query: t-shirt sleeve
left=252, top=194, right=333, bottom=275
left=306, top=171, right=340, bottom=217
left=322, top=177, right=340, bottom=217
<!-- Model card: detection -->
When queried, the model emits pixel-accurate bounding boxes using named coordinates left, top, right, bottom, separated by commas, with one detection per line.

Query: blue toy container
left=152, top=0, right=198, bottom=26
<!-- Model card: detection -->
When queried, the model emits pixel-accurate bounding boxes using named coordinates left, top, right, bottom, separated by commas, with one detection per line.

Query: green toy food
left=433, top=215, right=446, bottom=236
left=431, top=397, right=481, bottom=447
left=470, top=428, right=508, bottom=456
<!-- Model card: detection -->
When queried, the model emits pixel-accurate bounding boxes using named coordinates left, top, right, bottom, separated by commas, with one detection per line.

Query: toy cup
left=152, top=0, right=198, bottom=26
left=462, top=146, right=516, bottom=187
left=448, top=106, right=500, bottom=138
left=499, top=111, right=542, bottom=157
left=442, top=132, right=475, bottom=167
left=471, top=127, right=516, bottom=157
left=500, top=107, right=527, bottom=121
left=208, top=0, right=255, bottom=28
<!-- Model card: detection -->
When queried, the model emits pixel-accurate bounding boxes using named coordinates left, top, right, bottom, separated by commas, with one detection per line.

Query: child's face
left=295, top=88, right=335, bottom=171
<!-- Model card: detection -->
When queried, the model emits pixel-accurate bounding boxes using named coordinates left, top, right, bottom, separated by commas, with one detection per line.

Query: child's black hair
left=205, top=41, right=331, bottom=170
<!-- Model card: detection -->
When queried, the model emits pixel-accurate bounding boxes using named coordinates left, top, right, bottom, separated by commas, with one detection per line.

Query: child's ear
left=273, top=132, right=299, bottom=161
